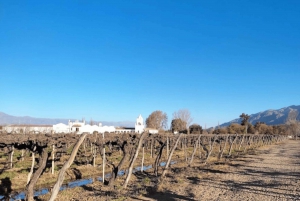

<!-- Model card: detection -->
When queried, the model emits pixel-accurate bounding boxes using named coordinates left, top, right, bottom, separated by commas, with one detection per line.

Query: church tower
left=135, top=114, right=145, bottom=133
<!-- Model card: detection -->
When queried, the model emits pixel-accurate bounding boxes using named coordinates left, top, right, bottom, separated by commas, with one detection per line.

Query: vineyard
left=0, top=132, right=295, bottom=201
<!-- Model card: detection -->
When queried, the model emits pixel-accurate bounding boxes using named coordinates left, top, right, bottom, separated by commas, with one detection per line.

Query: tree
left=213, top=127, right=227, bottom=134
left=90, top=118, right=95, bottom=126
left=286, top=110, right=298, bottom=122
left=286, top=110, right=300, bottom=136
left=189, top=124, right=203, bottom=134
left=240, top=113, right=250, bottom=134
left=227, top=123, right=244, bottom=134
left=145, top=110, right=168, bottom=130
left=171, top=118, right=186, bottom=133
left=240, top=113, right=250, bottom=126
left=172, top=109, right=193, bottom=134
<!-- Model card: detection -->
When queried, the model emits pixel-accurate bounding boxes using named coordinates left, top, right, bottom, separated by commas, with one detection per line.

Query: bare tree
left=90, top=118, right=95, bottom=126
left=146, top=110, right=168, bottom=130
left=286, top=110, right=300, bottom=137
left=286, top=110, right=299, bottom=123
left=172, top=109, right=193, bottom=134
left=171, top=118, right=186, bottom=133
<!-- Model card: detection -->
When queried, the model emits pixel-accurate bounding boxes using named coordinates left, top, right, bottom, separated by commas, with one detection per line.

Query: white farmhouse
left=2, top=125, right=52, bottom=134
left=52, top=114, right=158, bottom=134
left=53, top=120, right=116, bottom=134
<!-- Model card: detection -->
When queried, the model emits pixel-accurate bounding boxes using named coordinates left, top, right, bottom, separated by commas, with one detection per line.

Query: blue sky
left=0, top=0, right=299, bottom=127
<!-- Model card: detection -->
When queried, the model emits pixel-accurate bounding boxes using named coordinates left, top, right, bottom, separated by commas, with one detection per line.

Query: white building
left=135, top=114, right=145, bottom=133
left=53, top=120, right=116, bottom=134
left=134, top=114, right=159, bottom=134
left=52, top=114, right=158, bottom=134
left=1, top=125, right=52, bottom=134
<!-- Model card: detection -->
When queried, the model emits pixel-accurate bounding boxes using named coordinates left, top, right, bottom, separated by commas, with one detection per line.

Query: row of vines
left=0, top=132, right=294, bottom=201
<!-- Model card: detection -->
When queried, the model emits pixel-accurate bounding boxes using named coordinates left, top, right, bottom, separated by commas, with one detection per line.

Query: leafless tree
left=286, top=110, right=300, bottom=136
left=90, top=118, right=95, bottom=126
left=146, top=110, right=168, bottom=130
left=172, top=109, right=193, bottom=134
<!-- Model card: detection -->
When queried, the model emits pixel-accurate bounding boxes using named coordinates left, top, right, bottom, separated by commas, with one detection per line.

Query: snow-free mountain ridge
left=0, top=112, right=134, bottom=127
left=219, top=105, right=300, bottom=127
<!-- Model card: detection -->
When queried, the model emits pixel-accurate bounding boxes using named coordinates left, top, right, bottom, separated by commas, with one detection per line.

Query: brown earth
left=39, top=139, right=300, bottom=201
left=149, top=140, right=300, bottom=201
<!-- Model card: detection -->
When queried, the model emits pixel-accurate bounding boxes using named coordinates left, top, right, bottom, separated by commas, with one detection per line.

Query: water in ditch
left=1, top=161, right=176, bottom=200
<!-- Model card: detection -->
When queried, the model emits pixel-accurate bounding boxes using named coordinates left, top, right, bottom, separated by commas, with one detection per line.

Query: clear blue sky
left=1, top=0, right=299, bottom=127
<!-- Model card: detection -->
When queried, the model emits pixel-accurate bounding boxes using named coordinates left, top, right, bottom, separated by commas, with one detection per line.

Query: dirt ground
left=149, top=140, right=300, bottom=201
left=40, top=140, right=300, bottom=201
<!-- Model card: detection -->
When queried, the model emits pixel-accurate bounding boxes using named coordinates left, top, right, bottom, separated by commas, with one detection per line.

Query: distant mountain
left=0, top=112, right=135, bottom=127
left=220, top=105, right=300, bottom=127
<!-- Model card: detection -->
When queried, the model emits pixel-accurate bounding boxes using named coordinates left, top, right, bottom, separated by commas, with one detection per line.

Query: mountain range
left=0, top=112, right=135, bottom=127
left=219, top=105, right=300, bottom=127
left=1, top=105, right=299, bottom=128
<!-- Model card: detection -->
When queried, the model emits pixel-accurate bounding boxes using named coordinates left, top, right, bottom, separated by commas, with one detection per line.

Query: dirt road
left=151, top=140, right=300, bottom=201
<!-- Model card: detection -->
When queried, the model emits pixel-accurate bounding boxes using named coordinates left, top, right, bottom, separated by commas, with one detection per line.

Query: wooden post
left=161, top=133, right=183, bottom=178
left=27, top=152, right=35, bottom=184
left=199, top=138, right=202, bottom=159
left=189, top=134, right=201, bottom=166
left=184, top=136, right=188, bottom=162
left=123, top=132, right=146, bottom=189
left=103, top=147, right=105, bottom=183
left=141, top=146, right=144, bottom=172
left=150, top=139, right=153, bottom=158
left=229, top=134, right=238, bottom=156
left=21, top=149, right=24, bottom=161
left=49, top=133, right=88, bottom=201
left=166, top=136, right=169, bottom=158
left=219, top=135, right=229, bottom=159
left=102, top=131, right=105, bottom=183
left=205, top=136, right=217, bottom=163
left=51, top=145, right=55, bottom=174
left=9, top=146, right=14, bottom=169
left=238, top=134, right=245, bottom=151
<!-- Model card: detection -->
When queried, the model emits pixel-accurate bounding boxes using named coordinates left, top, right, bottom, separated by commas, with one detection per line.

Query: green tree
left=240, top=113, right=250, bottom=134
left=189, top=124, right=203, bottom=134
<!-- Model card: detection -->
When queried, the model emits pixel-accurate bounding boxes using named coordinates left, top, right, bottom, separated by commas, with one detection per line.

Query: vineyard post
left=166, top=136, right=169, bottom=158
left=21, top=149, right=24, bottom=161
left=49, top=133, right=88, bottom=201
left=141, top=145, right=144, bottom=172
left=205, top=135, right=217, bottom=163
left=228, top=134, right=238, bottom=156
left=102, top=132, right=105, bottom=183
left=26, top=148, right=49, bottom=201
left=189, top=134, right=201, bottom=166
left=238, top=134, right=245, bottom=151
left=27, top=147, right=36, bottom=184
left=161, top=133, right=183, bottom=178
left=219, top=134, right=229, bottom=159
left=123, top=132, right=146, bottom=189
left=150, top=138, right=153, bottom=158
left=93, top=145, right=97, bottom=168
left=51, top=145, right=55, bottom=174
left=9, top=145, right=14, bottom=169
left=198, top=138, right=201, bottom=159
left=184, top=136, right=188, bottom=162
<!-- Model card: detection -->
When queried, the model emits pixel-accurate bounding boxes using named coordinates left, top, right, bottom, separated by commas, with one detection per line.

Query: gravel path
left=151, top=140, right=300, bottom=201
